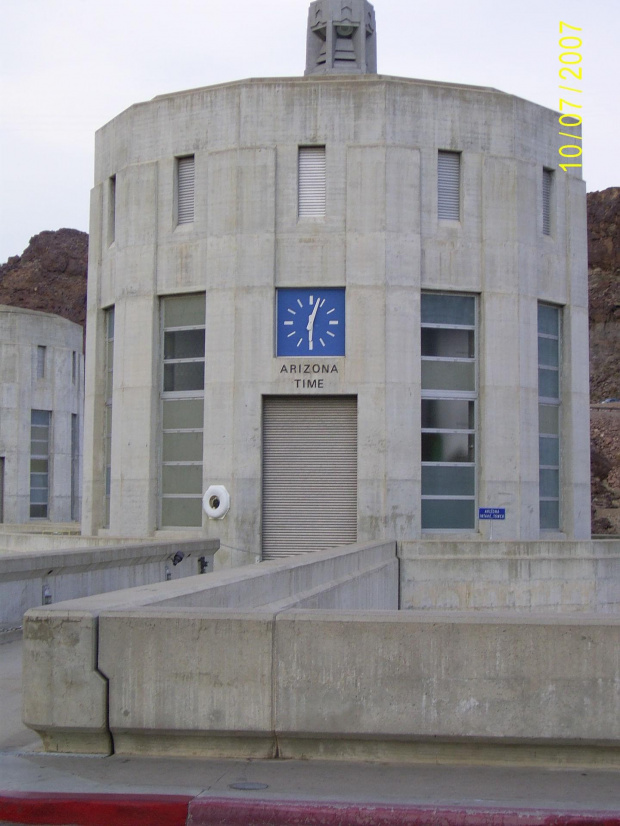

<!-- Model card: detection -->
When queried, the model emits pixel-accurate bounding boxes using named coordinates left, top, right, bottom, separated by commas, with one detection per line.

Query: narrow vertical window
left=108, top=175, right=116, bottom=244
left=72, top=351, right=78, bottom=384
left=298, top=146, right=326, bottom=218
left=421, top=293, right=477, bottom=530
left=104, top=308, right=114, bottom=527
left=438, top=151, right=461, bottom=221
left=0, top=457, right=5, bottom=523
left=542, top=168, right=553, bottom=236
left=161, top=294, right=205, bottom=528
left=177, top=155, right=195, bottom=225
left=36, top=345, right=46, bottom=379
left=71, top=413, right=79, bottom=522
left=538, top=303, right=561, bottom=530
left=30, top=410, right=51, bottom=519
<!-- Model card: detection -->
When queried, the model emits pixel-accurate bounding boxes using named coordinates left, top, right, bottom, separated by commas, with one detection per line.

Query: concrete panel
left=22, top=610, right=110, bottom=754
left=99, top=610, right=277, bottom=758
left=274, top=611, right=620, bottom=759
left=399, top=541, right=620, bottom=613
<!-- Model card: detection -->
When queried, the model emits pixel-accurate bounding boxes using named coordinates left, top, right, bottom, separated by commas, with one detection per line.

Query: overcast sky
left=1, top=0, right=618, bottom=264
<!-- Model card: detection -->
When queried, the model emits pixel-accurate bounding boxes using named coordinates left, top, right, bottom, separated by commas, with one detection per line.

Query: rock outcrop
left=0, top=229, right=88, bottom=328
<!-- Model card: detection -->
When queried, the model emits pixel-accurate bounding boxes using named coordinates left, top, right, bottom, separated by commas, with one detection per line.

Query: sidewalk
left=2, top=636, right=620, bottom=825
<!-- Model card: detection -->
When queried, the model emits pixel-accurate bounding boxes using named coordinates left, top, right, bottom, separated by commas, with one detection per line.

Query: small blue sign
left=479, top=508, right=506, bottom=520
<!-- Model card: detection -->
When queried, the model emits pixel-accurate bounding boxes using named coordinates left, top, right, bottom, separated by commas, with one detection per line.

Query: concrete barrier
left=22, top=541, right=398, bottom=754
left=0, top=539, right=218, bottom=627
left=400, top=540, right=620, bottom=613
left=21, top=540, right=620, bottom=766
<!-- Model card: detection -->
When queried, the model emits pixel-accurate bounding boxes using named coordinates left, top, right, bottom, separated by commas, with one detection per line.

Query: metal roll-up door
left=262, top=396, right=357, bottom=559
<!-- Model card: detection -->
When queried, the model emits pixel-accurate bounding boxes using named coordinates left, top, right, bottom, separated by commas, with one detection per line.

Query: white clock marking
left=284, top=320, right=293, bottom=326
left=319, top=338, right=326, bottom=347
left=320, top=299, right=325, bottom=307
left=327, top=308, right=335, bottom=315
left=287, top=331, right=296, bottom=338
left=327, top=331, right=335, bottom=338
left=297, top=299, right=303, bottom=308
left=287, top=308, right=296, bottom=315
left=297, top=338, right=303, bottom=347
left=329, top=320, right=339, bottom=325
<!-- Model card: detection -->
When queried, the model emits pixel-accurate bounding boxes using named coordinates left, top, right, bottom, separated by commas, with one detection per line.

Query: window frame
left=421, top=292, right=478, bottom=532
left=437, top=150, right=461, bottom=222
left=298, top=145, right=326, bottom=219
left=159, top=294, right=206, bottom=529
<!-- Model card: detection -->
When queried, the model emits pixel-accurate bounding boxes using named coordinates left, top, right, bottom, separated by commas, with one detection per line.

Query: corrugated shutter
left=177, top=156, right=195, bottom=224
left=542, top=168, right=552, bottom=235
left=437, top=151, right=460, bottom=220
left=262, top=396, right=357, bottom=559
left=298, top=146, right=326, bottom=218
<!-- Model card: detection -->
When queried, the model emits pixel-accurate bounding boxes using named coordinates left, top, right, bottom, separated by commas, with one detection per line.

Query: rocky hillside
left=0, top=190, right=618, bottom=534
left=0, top=229, right=88, bottom=328
left=588, top=187, right=620, bottom=533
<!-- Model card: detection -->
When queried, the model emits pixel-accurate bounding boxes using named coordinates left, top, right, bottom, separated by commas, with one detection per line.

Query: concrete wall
left=0, top=538, right=218, bottom=627
left=83, top=74, right=590, bottom=552
left=22, top=541, right=398, bottom=753
left=21, top=540, right=620, bottom=767
left=400, top=540, right=620, bottom=613
left=0, top=306, right=83, bottom=524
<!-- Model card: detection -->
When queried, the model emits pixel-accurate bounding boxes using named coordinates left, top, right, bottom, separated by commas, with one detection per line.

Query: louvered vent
left=177, top=156, right=195, bottom=225
left=298, top=146, right=326, bottom=218
left=542, top=168, right=552, bottom=236
left=262, top=396, right=357, bottom=559
left=438, top=151, right=460, bottom=221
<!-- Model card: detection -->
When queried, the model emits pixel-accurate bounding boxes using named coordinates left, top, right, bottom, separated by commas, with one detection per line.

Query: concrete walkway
left=1, top=636, right=619, bottom=825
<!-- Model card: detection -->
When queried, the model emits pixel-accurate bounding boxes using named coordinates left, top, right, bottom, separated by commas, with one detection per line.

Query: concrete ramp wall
left=21, top=540, right=620, bottom=767
left=22, top=541, right=399, bottom=754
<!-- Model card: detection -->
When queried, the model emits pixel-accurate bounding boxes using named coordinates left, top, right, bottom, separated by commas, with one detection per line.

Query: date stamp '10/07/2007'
left=558, top=22, right=583, bottom=173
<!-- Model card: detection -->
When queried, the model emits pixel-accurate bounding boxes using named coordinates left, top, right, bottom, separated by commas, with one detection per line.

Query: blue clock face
left=277, top=288, right=345, bottom=357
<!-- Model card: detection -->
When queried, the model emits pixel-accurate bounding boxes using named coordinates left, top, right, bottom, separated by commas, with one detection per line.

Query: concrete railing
left=0, top=539, right=219, bottom=628
left=21, top=540, right=620, bottom=767
left=22, top=541, right=399, bottom=754
left=399, top=540, right=620, bottom=613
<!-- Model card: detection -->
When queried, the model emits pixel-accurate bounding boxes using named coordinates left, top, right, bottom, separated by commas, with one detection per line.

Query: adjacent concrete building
left=82, top=0, right=590, bottom=562
left=0, top=305, right=83, bottom=524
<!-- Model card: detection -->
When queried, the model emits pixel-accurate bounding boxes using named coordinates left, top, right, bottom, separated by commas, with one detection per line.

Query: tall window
left=108, top=175, right=116, bottom=245
left=71, top=413, right=80, bottom=522
left=298, top=146, right=326, bottom=218
left=104, top=308, right=114, bottom=527
left=437, top=151, right=461, bottom=221
left=542, top=168, right=553, bottom=236
left=177, top=155, right=195, bottom=225
left=36, top=345, right=46, bottom=379
left=538, top=304, right=561, bottom=530
left=161, top=294, right=205, bottom=528
left=421, top=293, right=477, bottom=530
left=30, top=410, right=51, bottom=519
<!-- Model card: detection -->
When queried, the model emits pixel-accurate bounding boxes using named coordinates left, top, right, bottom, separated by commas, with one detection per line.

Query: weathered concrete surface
left=22, top=610, right=110, bottom=754
left=275, top=611, right=620, bottom=766
left=0, top=305, right=84, bottom=525
left=100, top=610, right=277, bottom=758
left=22, top=542, right=398, bottom=755
left=0, top=538, right=218, bottom=627
left=84, top=73, right=590, bottom=550
left=400, top=540, right=620, bottom=613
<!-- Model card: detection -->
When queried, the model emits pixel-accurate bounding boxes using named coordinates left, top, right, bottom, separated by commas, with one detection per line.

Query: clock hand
left=306, top=298, right=320, bottom=350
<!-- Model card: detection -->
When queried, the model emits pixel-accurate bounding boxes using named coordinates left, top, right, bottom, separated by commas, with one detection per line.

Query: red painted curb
left=1, top=793, right=619, bottom=826
left=187, top=798, right=620, bottom=826
left=0, top=791, right=193, bottom=826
